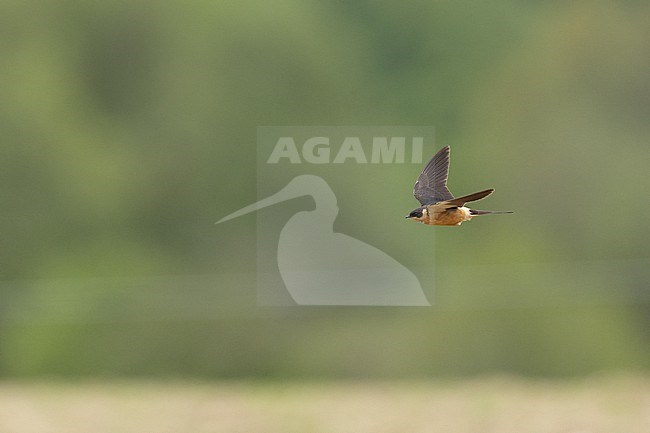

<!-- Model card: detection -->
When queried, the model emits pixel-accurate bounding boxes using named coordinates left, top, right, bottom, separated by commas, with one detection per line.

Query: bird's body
left=406, top=145, right=512, bottom=226
left=414, top=205, right=472, bottom=226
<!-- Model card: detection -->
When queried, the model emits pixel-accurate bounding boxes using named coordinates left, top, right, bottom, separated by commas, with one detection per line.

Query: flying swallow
left=406, top=145, right=512, bottom=226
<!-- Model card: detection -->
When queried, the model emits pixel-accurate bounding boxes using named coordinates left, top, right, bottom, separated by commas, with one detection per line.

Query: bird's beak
left=216, top=182, right=303, bottom=224
left=405, top=215, right=410, bottom=219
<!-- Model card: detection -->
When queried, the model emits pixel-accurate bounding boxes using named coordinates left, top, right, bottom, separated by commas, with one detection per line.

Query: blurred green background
left=1, top=0, right=649, bottom=380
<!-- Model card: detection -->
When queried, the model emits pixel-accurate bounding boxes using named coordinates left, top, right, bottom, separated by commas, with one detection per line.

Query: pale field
left=0, top=375, right=649, bottom=433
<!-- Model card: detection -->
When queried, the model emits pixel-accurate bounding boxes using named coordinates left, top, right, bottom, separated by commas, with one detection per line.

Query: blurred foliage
left=0, top=0, right=649, bottom=378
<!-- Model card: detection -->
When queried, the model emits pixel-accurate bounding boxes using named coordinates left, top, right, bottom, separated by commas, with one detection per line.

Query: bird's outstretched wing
left=436, top=189, right=494, bottom=208
left=413, top=145, right=454, bottom=205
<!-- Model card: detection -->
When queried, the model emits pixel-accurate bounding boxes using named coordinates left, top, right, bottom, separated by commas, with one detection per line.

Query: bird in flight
left=406, top=145, right=512, bottom=226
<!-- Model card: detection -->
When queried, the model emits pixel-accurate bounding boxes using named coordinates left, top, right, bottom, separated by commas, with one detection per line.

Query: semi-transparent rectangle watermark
left=219, top=127, right=437, bottom=306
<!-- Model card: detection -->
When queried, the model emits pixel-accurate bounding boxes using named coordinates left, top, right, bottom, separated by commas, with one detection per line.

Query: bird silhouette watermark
left=217, top=174, right=429, bottom=306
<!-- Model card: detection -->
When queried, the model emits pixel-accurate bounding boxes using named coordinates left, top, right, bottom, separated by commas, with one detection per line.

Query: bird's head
left=405, top=206, right=427, bottom=222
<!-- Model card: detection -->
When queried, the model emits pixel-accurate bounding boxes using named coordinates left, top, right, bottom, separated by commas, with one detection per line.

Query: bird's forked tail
left=470, top=209, right=513, bottom=216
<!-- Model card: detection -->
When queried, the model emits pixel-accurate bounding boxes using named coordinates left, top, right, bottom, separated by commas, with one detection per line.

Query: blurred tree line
left=0, top=0, right=648, bottom=378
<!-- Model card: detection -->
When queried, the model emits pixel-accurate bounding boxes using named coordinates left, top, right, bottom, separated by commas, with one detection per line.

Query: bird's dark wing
left=413, top=145, right=454, bottom=205
left=437, top=189, right=494, bottom=208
